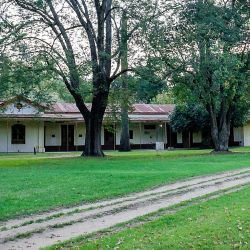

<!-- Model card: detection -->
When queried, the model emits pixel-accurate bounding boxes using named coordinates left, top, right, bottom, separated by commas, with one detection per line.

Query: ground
left=71, top=186, right=250, bottom=250
left=0, top=148, right=250, bottom=249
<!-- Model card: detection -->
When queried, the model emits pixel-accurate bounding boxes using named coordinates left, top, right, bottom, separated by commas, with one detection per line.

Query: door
left=61, top=125, right=74, bottom=150
left=104, top=126, right=115, bottom=149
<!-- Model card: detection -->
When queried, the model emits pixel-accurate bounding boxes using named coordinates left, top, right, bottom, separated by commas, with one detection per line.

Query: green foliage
left=170, top=0, right=250, bottom=134
left=34, top=0, right=45, bottom=8
left=0, top=55, right=58, bottom=104
left=133, top=66, right=166, bottom=103
left=170, top=104, right=209, bottom=133
left=152, top=91, right=175, bottom=104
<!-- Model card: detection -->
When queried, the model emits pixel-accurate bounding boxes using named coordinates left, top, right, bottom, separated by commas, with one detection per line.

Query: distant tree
left=170, top=104, right=209, bottom=133
left=151, top=0, right=250, bottom=152
left=132, top=66, right=166, bottom=104
left=119, top=11, right=131, bottom=151
left=152, top=91, right=175, bottom=104
left=178, top=0, right=249, bottom=152
left=0, top=55, right=57, bottom=104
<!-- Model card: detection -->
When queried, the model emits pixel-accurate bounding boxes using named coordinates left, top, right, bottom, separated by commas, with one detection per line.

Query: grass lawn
left=71, top=185, right=250, bottom=250
left=0, top=148, right=250, bottom=221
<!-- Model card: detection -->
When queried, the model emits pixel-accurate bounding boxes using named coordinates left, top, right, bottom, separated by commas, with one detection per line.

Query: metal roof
left=0, top=97, right=174, bottom=122
left=48, top=103, right=174, bottom=115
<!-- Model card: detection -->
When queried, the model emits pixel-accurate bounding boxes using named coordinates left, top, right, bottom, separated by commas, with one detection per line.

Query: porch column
left=6, top=120, right=9, bottom=153
left=139, top=122, right=142, bottom=149
left=165, top=122, right=167, bottom=149
left=114, top=122, right=116, bottom=150
left=75, top=122, right=78, bottom=151
left=67, top=124, right=69, bottom=152
left=37, top=122, right=39, bottom=153
left=169, top=125, right=172, bottom=148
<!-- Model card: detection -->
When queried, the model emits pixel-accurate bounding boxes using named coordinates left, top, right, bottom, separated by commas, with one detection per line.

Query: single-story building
left=0, top=96, right=248, bottom=152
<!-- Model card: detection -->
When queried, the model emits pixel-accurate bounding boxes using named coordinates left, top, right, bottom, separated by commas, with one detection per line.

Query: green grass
left=0, top=151, right=80, bottom=159
left=69, top=185, right=250, bottom=250
left=1, top=148, right=250, bottom=221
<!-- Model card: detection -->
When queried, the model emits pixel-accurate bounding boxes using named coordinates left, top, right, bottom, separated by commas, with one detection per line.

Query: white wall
left=75, top=123, right=85, bottom=146
left=115, top=123, right=167, bottom=145
left=45, top=122, right=86, bottom=147
left=0, top=120, right=171, bottom=152
left=193, top=131, right=202, bottom=143
left=3, top=102, right=40, bottom=115
left=45, top=123, right=61, bottom=146
left=243, top=122, right=250, bottom=146
left=0, top=120, right=44, bottom=152
left=177, top=132, right=183, bottom=143
left=233, top=127, right=243, bottom=144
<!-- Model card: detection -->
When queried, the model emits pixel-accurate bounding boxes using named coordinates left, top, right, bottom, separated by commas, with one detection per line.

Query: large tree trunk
left=119, top=104, right=131, bottom=151
left=211, top=124, right=231, bottom=152
left=84, top=114, right=104, bottom=157
left=75, top=81, right=109, bottom=157
left=119, top=11, right=131, bottom=152
left=209, top=106, right=231, bottom=152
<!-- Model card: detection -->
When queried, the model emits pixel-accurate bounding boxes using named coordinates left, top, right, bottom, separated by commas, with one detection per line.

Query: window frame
left=11, top=124, right=26, bottom=144
left=129, top=130, right=134, bottom=140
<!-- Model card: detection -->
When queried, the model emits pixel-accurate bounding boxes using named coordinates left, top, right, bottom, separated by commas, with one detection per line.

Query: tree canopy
left=149, top=0, right=250, bottom=151
left=1, top=0, right=162, bottom=156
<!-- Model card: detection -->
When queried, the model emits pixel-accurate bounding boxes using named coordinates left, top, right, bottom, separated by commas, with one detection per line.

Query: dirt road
left=1, top=167, right=250, bottom=250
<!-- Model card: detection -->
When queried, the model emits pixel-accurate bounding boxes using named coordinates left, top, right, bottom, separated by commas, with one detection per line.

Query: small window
left=144, top=124, right=156, bottom=130
left=12, top=124, right=25, bottom=144
left=129, top=130, right=133, bottom=139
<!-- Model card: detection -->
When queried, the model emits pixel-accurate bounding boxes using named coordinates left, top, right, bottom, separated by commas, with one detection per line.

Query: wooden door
left=104, top=126, right=115, bottom=149
left=61, top=125, right=74, bottom=149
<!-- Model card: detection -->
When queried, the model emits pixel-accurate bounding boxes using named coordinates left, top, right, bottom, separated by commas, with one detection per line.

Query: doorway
left=61, top=125, right=74, bottom=150
left=104, top=126, right=115, bottom=149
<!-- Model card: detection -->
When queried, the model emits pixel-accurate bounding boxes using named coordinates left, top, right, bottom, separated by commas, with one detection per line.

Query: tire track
left=1, top=167, right=250, bottom=250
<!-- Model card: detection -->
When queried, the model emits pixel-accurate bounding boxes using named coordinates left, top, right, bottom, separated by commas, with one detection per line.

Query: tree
left=178, top=0, right=249, bottom=152
left=119, top=11, right=130, bottom=151
left=0, top=55, right=58, bottom=104
left=170, top=104, right=209, bottom=133
left=7, top=0, right=159, bottom=156
left=132, top=65, right=166, bottom=104
left=152, top=0, right=250, bottom=152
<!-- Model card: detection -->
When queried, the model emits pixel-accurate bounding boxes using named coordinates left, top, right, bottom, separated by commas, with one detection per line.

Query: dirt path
left=1, top=167, right=250, bottom=250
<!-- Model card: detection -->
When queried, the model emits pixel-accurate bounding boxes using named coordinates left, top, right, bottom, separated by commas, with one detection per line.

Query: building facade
left=0, top=96, right=247, bottom=153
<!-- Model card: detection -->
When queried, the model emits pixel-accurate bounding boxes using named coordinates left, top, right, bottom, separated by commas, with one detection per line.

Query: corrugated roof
left=48, top=103, right=174, bottom=115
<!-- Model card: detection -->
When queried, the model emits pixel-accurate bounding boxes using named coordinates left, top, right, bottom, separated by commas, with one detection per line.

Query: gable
left=1, top=102, right=40, bottom=115
left=0, top=96, right=44, bottom=115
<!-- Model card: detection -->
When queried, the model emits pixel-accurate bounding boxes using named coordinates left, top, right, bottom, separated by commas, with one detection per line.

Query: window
left=12, top=124, right=25, bottom=144
left=144, top=124, right=156, bottom=130
left=129, top=130, right=133, bottom=139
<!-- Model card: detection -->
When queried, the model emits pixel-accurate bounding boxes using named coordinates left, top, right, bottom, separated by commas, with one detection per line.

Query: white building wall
left=115, top=124, right=121, bottom=145
left=115, top=123, right=167, bottom=146
left=177, top=132, right=183, bottom=143
left=45, top=123, right=61, bottom=146
left=45, top=122, right=87, bottom=147
left=74, top=123, right=85, bottom=146
left=193, top=131, right=202, bottom=143
left=233, top=127, right=244, bottom=145
left=243, top=122, right=250, bottom=146
left=3, top=102, right=40, bottom=115
left=0, top=120, right=44, bottom=152
left=115, top=123, right=145, bottom=145
left=0, top=121, right=8, bottom=152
